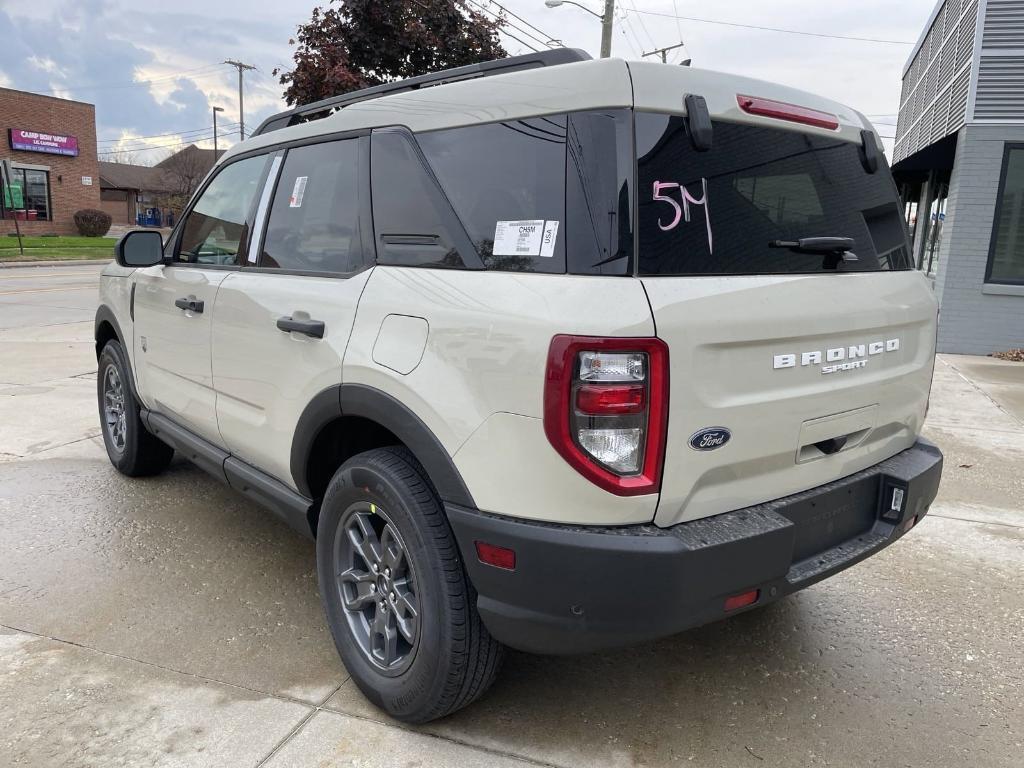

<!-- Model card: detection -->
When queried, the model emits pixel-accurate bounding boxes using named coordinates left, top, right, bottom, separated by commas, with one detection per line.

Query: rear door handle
left=174, top=296, right=204, bottom=313
left=277, top=316, right=325, bottom=339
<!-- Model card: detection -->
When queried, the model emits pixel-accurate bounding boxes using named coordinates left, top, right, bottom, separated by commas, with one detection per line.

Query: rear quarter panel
left=344, top=267, right=660, bottom=525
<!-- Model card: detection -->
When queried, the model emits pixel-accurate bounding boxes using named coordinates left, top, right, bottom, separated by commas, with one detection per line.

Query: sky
left=0, top=0, right=940, bottom=164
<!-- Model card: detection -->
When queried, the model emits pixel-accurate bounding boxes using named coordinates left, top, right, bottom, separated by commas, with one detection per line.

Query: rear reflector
left=475, top=541, right=516, bottom=570
left=724, top=589, right=760, bottom=612
left=575, top=383, right=646, bottom=415
left=737, top=94, right=839, bottom=130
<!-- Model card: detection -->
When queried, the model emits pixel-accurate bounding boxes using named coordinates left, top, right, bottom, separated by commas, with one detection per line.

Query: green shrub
left=73, top=209, right=112, bottom=237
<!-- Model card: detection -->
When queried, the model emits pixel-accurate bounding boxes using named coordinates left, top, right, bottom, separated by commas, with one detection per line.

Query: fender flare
left=94, top=304, right=141, bottom=402
left=290, top=383, right=476, bottom=509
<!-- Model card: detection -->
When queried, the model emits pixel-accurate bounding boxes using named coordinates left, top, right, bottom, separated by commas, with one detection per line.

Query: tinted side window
left=566, top=110, right=634, bottom=275
left=177, top=155, right=267, bottom=266
left=417, top=118, right=567, bottom=272
left=371, top=130, right=467, bottom=269
left=260, top=140, right=363, bottom=273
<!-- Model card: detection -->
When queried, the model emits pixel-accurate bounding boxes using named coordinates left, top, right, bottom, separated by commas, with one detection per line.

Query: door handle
left=277, top=315, right=325, bottom=339
left=174, top=296, right=204, bottom=313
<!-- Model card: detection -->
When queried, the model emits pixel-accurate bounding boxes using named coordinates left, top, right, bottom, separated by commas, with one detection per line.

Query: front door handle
left=174, top=296, right=204, bottom=313
left=277, top=315, right=325, bottom=339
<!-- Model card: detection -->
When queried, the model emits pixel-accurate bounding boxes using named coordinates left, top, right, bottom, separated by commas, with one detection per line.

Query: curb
left=0, top=259, right=111, bottom=269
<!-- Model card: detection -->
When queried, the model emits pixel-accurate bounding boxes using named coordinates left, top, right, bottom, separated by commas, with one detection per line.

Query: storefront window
left=1, top=168, right=51, bottom=221
left=986, top=145, right=1024, bottom=284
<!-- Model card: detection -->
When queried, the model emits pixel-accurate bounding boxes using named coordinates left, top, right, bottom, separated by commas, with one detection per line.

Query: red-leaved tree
left=275, top=0, right=508, bottom=106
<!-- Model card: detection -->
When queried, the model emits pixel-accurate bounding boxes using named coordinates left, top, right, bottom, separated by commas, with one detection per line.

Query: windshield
left=635, top=112, right=913, bottom=276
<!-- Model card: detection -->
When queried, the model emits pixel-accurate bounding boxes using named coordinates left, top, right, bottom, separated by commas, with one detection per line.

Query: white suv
left=95, top=50, right=943, bottom=723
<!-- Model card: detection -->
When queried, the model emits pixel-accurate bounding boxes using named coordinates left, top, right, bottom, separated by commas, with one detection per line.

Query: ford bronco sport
left=95, top=50, right=943, bottom=723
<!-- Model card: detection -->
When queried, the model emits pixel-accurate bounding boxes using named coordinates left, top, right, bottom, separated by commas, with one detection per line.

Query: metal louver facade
left=895, top=0, right=979, bottom=163
left=896, top=0, right=1024, bottom=162
left=975, top=0, right=1024, bottom=120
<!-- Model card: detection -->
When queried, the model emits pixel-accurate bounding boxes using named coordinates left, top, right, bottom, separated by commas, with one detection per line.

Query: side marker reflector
left=475, top=541, right=516, bottom=571
left=724, top=589, right=760, bottom=612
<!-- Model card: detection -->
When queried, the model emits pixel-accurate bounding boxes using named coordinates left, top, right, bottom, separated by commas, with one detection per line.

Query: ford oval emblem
left=689, top=427, right=731, bottom=451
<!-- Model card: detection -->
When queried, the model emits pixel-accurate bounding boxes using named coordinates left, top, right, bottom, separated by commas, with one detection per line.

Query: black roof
left=253, top=48, right=591, bottom=137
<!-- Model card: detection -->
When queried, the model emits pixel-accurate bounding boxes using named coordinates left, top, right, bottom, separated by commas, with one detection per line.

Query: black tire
left=317, top=446, right=504, bottom=723
left=97, top=340, right=174, bottom=477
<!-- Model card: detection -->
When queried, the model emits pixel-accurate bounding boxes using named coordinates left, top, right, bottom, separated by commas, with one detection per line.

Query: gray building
left=894, top=0, right=1024, bottom=353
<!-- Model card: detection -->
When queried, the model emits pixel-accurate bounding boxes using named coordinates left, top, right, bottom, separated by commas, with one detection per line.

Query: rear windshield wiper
left=769, top=237, right=858, bottom=269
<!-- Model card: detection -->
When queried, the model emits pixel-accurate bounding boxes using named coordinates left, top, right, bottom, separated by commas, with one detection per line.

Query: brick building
left=0, top=88, right=101, bottom=236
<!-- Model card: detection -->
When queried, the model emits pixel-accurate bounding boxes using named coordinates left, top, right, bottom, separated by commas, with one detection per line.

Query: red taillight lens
left=544, top=335, right=669, bottom=496
left=724, top=589, right=760, bottom=612
left=575, top=383, right=646, bottom=415
left=737, top=94, right=839, bottom=130
left=475, top=541, right=516, bottom=570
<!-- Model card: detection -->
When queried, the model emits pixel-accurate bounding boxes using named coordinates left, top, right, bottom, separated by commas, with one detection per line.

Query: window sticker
left=651, top=178, right=713, bottom=253
left=493, top=220, right=545, bottom=256
left=539, top=220, right=559, bottom=258
left=289, top=175, right=308, bottom=208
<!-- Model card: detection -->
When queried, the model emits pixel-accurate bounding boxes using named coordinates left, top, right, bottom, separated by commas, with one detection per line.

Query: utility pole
left=224, top=60, right=256, bottom=141
left=642, top=42, right=687, bottom=63
left=212, top=106, right=224, bottom=155
left=600, top=0, right=615, bottom=59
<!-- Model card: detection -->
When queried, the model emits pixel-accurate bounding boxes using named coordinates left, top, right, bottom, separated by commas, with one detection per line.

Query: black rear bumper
left=447, top=439, right=942, bottom=654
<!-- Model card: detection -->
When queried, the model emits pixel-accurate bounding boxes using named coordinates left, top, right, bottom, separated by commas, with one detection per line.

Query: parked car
left=95, top=50, right=943, bottom=723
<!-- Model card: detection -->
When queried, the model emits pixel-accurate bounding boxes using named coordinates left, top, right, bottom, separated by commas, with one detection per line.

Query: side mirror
left=115, top=230, right=164, bottom=268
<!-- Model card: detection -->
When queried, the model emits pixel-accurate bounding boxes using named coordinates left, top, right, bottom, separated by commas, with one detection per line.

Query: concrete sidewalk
left=0, top=268, right=1021, bottom=767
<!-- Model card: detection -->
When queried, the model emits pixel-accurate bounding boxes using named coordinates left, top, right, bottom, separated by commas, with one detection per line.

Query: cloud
left=2, top=0, right=939, bottom=160
left=0, top=0, right=291, bottom=163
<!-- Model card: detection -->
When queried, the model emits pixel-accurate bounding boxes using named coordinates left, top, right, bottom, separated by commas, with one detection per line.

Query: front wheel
left=97, top=340, right=174, bottom=476
left=316, top=446, right=503, bottom=723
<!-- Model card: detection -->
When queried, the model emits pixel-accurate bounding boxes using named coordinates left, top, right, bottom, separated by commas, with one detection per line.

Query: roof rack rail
left=252, top=48, right=592, bottom=137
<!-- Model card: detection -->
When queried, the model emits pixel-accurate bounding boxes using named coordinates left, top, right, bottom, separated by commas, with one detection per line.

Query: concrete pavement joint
left=0, top=621, right=330, bottom=710
left=253, top=679, right=351, bottom=768
left=311, top=707, right=572, bottom=768
left=929, top=511, right=1024, bottom=530
left=941, top=356, right=1024, bottom=428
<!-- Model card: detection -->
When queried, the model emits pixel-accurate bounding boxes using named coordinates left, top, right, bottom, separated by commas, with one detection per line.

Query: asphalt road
left=0, top=264, right=1021, bottom=767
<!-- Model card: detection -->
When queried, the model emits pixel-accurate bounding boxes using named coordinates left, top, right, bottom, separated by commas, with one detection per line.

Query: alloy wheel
left=102, top=365, right=127, bottom=453
left=335, top=503, right=420, bottom=674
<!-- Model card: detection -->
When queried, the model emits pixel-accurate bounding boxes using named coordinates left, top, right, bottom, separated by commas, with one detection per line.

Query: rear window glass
left=417, top=118, right=567, bottom=272
left=635, top=112, right=913, bottom=276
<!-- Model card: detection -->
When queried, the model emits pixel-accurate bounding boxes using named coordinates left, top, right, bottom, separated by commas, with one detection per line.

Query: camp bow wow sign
left=8, top=129, right=79, bottom=157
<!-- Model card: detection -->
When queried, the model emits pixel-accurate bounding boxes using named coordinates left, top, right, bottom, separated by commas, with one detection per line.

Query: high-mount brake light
left=544, top=336, right=669, bottom=496
left=737, top=94, right=840, bottom=131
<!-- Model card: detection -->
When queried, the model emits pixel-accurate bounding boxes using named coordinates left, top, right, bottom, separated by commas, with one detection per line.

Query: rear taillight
left=544, top=336, right=669, bottom=496
left=736, top=94, right=840, bottom=131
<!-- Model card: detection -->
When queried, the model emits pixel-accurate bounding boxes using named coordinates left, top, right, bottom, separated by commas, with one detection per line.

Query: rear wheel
left=316, top=446, right=503, bottom=723
left=97, top=340, right=174, bottom=476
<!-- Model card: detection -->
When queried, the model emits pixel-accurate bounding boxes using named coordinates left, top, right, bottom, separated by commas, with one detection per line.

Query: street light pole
left=544, top=0, right=615, bottom=58
left=212, top=106, right=225, bottom=155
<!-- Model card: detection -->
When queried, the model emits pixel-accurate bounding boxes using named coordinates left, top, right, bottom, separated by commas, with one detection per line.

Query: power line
left=97, top=132, right=226, bottom=155
left=33, top=63, right=225, bottom=94
left=623, top=9, right=915, bottom=45
left=465, top=0, right=550, bottom=50
left=616, top=7, right=645, bottom=58
left=485, top=0, right=563, bottom=47
left=97, top=123, right=240, bottom=145
left=625, top=0, right=657, bottom=50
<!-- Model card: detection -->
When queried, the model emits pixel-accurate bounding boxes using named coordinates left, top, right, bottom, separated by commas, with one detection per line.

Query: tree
left=275, top=0, right=507, bottom=106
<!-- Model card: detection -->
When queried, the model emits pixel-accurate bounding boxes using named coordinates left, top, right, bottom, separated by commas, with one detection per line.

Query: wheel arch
left=292, top=384, right=476, bottom=516
left=95, top=304, right=141, bottom=402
